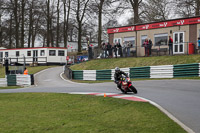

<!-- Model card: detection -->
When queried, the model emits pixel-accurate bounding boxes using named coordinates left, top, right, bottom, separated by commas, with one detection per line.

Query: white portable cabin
left=0, top=47, right=68, bottom=65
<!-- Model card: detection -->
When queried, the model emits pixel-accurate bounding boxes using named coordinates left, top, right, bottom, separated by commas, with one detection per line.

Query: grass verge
left=70, top=54, right=200, bottom=70
left=0, top=65, right=58, bottom=89
left=0, top=93, right=186, bottom=133
left=0, top=65, right=58, bottom=78
left=0, top=86, right=22, bottom=89
left=71, top=77, right=200, bottom=84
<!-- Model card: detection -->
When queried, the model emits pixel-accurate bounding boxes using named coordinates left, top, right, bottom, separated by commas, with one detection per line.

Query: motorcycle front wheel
left=130, top=85, right=137, bottom=94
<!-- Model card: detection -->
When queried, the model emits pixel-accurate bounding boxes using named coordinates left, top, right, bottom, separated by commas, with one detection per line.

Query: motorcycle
left=118, top=75, right=137, bottom=94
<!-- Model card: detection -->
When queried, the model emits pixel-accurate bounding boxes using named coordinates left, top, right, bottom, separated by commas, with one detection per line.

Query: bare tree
left=127, top=0, right=143, bottom=24
left=73, top=0, right=90, bottom=52
left=47, top=0, right=50, bottom=47
left=141, top=0, right=170, bottom=22
left=0, top=0, right=3, bottom=47
left=10, top=0, right=20, bottom=48
left=63, top=0, right=71, bottom=48
left=56, top=0, right=60, bottom=47
left=20, top=0, right=26, bottom=48
left=175, top=0, right=200, bottom=17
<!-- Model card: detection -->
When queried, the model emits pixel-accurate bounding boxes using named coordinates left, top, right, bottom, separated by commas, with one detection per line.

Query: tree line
left=0, top=0, right=199, bottom=52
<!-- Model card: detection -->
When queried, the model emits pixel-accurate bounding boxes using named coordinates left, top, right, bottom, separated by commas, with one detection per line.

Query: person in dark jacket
left=198, top=37, right=200, bottom=54
left=143, top=38, right=149, bottom=56
left=117, top=43, right=122, bottom=57
left=113, top=43, right=118, bottom=58
left=114, top=67, right=128, bottom=92
left=148, top=39, right=152, bottom=56
left=107, top=42, right=112, bottom=57
left=168, top=36, right=173, bottom=55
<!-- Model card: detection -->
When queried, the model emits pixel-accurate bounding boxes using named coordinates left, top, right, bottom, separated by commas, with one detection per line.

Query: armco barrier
left=83, top=70, right=96, bottom=80
left=71, top=63, right=200, bottom=80
left=96, top=70, right=112, bottom=80
left=130, top=66, right=150, bottom=79
left=5, top=74, right=33, bottom=86
left=173, top=63, right=199, bottom=77
left=72, top=70, right=83, bottom=80
left=7, top=75, right=17, bottom=86
left=0, top=78, right=7, bottom=87
left=150, top=65, right=173, bottom=78
left=16, top=75, right=31, bottom=86
left=199, top=63, right=200, bottom=77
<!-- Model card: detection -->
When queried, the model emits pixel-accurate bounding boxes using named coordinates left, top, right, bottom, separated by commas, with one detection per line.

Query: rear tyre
left=130, top=85, right=137, bottom=94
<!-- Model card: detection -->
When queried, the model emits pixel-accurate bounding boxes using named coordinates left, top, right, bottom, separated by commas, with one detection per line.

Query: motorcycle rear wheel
left=130, top=85, right=137, bottom=94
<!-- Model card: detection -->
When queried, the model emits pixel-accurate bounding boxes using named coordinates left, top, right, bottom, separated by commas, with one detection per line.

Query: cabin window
left=27, top=51, right=31, bottom=56
left=40, top=50, right=45, bottom=56
left=49, top=50, right=56, bottom=56
left=58, top=50, right=65, bottom=56
left=16, top=51, right=20, bottom=57
left=141, top=35, right=148, bottom=47
left=124, top=37, right=135, bottom=47
left=154, top=33, right=168, bottom=46
left=113, top=38, right=122, bottom=44
left=5, top=52, right=8, bottom=57
left=199, top=29, right=200, bottom=37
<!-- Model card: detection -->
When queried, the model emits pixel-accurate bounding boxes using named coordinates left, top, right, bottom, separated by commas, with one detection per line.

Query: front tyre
left=130, top=85, right=137, bottom=94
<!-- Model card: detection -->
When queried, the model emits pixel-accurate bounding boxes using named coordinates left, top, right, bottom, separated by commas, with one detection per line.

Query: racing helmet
left=115, top=67, right=120, bottom=73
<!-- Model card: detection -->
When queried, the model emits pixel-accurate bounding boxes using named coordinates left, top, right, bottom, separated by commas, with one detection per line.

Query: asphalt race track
left=0, top=66, right=200, bottom=133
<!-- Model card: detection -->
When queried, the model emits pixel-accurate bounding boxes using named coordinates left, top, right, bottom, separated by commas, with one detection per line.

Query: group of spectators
left=142, top=36, right=174, bottom=56
left=87, top=36, right=200, bottom=60
left=101, top=42, right=133, bottom=58
left=142, top=38, right=153, bottom=56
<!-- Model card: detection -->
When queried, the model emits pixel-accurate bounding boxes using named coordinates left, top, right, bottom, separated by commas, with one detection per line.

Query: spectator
left=168, top=36, right=173, bottom=55
left=105, top=43, right=108, bottom=58
left=113, top=43, right=118, bottom=58
left=101, top=43, right=106, bottom=58
left=117, top=42, right=122, bottom=57
left=88, top=44, right=93, bottom=60
left=24, top=67, right=28, bottom=75
left=122, top=41, right=127, bottom=57
left=107, top=42, right=112, bottom=58
left=198, top=37, right=200, bottom=54
left=143, top=38, right=149, bottom=56
left=148, top=39, right=152, bottom=56
left=126, top=41, right=132, bottom=57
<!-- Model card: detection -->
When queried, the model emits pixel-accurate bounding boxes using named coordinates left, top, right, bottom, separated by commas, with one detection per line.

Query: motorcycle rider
left=114, top=67, right=128, bottom=92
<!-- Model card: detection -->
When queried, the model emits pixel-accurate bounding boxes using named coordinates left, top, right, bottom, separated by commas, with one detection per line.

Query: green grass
left=0, top=86, right=21, bottom=89
left=0, top=65, right=57, bottom=78
left=0, top=93, right=186, bottom=133
left=0, top=65, right=58, bottom=89
left=70, top=54, right=200, bottom=70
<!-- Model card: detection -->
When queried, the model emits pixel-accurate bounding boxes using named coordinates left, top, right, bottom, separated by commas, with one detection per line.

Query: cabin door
left=173, top=32, right=184, bottom=54
left=33, top=50, right=38, bottom=62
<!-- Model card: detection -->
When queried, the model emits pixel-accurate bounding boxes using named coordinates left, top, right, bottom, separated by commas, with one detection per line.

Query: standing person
left=107, top=42, right=112, bottom=58
left=117, top=42, right=122, bottom=57
left=113, top=43, right=118, bottom=58
left=148, top=39, right=152, bottom=56
left=122, top=41, right=127, bottom=57
left=198, top=37, right=200, bottom=54
left=88, top=44, right=93, bottom=60
left=168, top=36, right=173, bottom=55
left=105, top=43, right=108, bottom=58
left=24, top=67, right=28, bottom=75
left=143, top=38, right=149, bottom=56
left=101, top=43, right=106, bottom=58
left=126, top=41, right=132, bottom=57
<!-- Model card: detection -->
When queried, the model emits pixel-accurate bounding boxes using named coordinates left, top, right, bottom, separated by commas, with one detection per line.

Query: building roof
left=0, top=47, right=67, bottom=51
left=107, top=16, right=200, bottom=34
